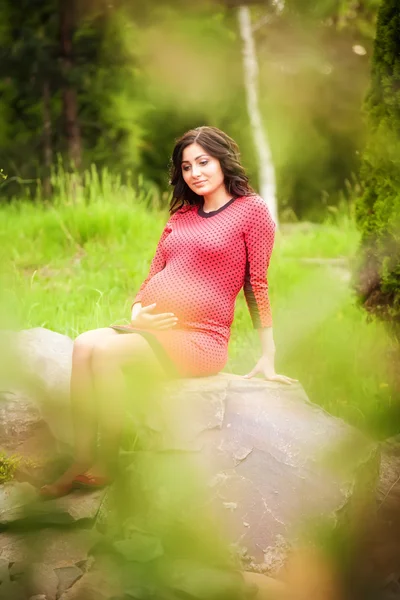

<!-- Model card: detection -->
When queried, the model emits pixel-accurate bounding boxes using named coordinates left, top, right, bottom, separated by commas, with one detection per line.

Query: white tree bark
left=238, top=5, right=278, bottom=226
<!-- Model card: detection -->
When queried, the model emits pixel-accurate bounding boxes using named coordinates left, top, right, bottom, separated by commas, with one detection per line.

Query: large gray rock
left=0, top=529, right=99, bottom=567
left=0, top=482, right=106, bottom=526
left=0, top=483, right=38, bottom=523
left=357, top=436, right=400, bottom=586
left=55, top=566, right=84, bottom=597
left=133, top=375, right=378, bottom=571
left=0, top=531, right=100, bottom=600
left=0, top=392, right=57, bottom=483
left=30, top=488, right=106, bottom=524
left=24, top=563, right=59, bottom=600
left=58, top=570, right=121, bottom=600
left=1, top=328, right=73, bottom=446
left=0, top=328, right=379, bottom=576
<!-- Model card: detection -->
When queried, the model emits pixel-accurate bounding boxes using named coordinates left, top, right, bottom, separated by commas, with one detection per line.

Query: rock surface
left=26, top=563, right=59, bottom=600
left=0, top=482, right=105, bottom=527
left=0, top=529, right=100, bottom=567
left=0, top=327, right=382, bottom=596
left=57, top=570, right=120, bottom=600
left=359, top=436, right=400, bottom=591
left=55, top=566, right=84, bottom=597
left=29, top=488, right=106, bottom=525
left=139, top=375, right=378, bottom=569
left=0, top=531, right=101, bottom=599
left=0, top=391, right=58, bottom=483
left=1, top=328, right=74, bottom=446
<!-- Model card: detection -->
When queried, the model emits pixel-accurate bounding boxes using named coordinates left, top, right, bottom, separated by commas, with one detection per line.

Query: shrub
left=0, top=453, right=21, bottom=483
left=355, top=0, right=400, bottom=337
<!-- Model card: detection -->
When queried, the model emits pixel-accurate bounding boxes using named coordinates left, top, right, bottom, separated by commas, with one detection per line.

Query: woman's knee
left=73, top=334, right=92, bottom=362
left=73, top=328, right=114, bottom=362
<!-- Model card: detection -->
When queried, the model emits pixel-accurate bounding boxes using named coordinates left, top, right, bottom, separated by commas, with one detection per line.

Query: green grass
left=0, top=193, right=397, bottom=439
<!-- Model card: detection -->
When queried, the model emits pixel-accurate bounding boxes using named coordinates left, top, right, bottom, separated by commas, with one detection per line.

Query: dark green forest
left=0, top=0, right=379, bottom=219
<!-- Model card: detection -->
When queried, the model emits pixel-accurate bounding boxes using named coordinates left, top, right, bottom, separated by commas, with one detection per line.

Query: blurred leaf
left=168, top=560, right=244, bottom=600
left=113, top=532, right=164, bottom=562
left=123, top=584, right=157, bottom=599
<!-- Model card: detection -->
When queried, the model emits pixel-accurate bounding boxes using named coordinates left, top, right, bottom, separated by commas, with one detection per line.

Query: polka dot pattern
left=133, top=195, right=275, bottom=377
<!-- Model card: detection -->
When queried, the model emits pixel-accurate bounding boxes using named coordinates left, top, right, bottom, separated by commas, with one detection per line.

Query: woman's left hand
left=244, top=355, right=298, bottom=385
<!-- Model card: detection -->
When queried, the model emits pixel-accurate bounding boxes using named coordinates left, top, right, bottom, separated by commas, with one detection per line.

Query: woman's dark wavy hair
left=169, top=126, right=254, bottom=214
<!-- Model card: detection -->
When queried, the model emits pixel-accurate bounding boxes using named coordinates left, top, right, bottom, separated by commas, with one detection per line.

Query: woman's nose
left=192, top=164, right=201, bottom=178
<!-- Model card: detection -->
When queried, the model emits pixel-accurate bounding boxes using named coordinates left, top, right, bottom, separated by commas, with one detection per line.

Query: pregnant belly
left=140, top=268, right=225, bottom=325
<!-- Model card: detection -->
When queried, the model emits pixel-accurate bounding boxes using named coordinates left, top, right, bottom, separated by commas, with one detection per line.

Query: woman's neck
left=202, top=187, right=232, bottom=212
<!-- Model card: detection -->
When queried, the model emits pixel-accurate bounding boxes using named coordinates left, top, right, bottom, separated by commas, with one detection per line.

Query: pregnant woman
left=41, top=126, right=296, bottom=498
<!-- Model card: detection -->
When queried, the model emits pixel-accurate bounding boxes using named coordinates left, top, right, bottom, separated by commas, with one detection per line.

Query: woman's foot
left=39, top=460, right=93, bottom=499
left=72, top=473, right=112, bottom=489
left=40, top=481, right=75, bottom=499
left=72, top=462, right=114, bottom=489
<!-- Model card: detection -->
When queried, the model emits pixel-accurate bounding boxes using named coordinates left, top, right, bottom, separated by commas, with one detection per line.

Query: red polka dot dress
left=121, top=195, right=275, bottom=377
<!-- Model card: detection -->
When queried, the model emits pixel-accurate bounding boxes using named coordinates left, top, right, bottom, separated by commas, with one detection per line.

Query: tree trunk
left=59, top=0, right=82, bottom=170
left=238, top=5, right=278, bottom=226
left=42, top=80, right=53, bottom=198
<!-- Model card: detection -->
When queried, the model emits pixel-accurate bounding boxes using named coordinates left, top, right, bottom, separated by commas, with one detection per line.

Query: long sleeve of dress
left=132, top=219, right=173, bottom=307
left=243, top=198, right=276, bottom=328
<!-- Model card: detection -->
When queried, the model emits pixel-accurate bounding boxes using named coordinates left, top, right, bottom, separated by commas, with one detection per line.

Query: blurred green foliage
left=355, top=0, right=400, bottom=336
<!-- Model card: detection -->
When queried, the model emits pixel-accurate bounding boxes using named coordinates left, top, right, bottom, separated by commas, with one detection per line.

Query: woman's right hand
left=131, top=303, right=178, bottom=331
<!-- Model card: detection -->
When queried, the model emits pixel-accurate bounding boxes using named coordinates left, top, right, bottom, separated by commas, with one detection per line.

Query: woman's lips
left=194, top=181, right=207, bottom=187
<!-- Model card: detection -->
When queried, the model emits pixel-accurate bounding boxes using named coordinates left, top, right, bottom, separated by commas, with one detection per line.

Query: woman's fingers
left=134, top=308, right=178, bottom=330
left=278, top=375, right=298, bottom=384
left=138, top=310, right=177, bottom=324
left=269, top=374, right=298, bottom=385
left=243, top=367, right=259, bottom=379
left=156, top=323, right=178, bottom=330
left=243, top=369, right=298, bottom=385
left=152, top=312, right=177, bottom=322
left=153, top=318, right=178, bottom=330
left=140, top=303, right=157, bottom=313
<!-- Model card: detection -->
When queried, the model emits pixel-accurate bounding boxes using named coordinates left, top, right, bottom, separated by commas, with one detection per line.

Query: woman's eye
left=200, top=160, right=208, bottom=166
left=182, top=165, right=190, bottom=172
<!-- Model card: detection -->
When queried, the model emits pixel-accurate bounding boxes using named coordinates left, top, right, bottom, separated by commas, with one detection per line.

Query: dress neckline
left=197, top=197, right=237, bottom=218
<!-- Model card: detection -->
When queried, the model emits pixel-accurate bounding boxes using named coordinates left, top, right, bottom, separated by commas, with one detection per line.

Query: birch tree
left=238, top=4, right=279, bottom=225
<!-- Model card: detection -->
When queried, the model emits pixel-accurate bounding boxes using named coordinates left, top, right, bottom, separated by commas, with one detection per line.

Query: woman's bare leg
left=45, top=327, right=119, bottom=489
left=88, top=333, right=164, bottom=478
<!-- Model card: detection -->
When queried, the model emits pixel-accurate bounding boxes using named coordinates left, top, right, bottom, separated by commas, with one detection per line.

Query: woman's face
left=181, top=142, right=225, bottom=197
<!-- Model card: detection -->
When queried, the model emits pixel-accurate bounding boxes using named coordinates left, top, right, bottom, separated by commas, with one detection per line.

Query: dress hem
left=109, top=325, right=179, bottom=377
